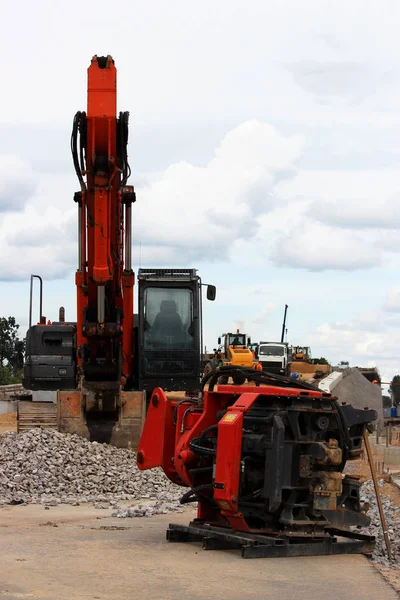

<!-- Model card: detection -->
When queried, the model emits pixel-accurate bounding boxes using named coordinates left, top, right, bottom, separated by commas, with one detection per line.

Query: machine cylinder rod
left=125, top=203, right=132, bottom=271
left=78, top=203, right=82, bottom=269
left=97, top=286, right=105, bottom=324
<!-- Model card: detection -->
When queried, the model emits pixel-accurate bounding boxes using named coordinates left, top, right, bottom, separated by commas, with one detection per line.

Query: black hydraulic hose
left=188, top=466, right=213, bottom=476
left=71, top=111, right=87, bottom=193
left=117, top=111, right=131, bottom=190
left=198, top=424, right=218, bottom=440
left=200, top=365, right=322, bottom=393
left=189, top=437, right=216, bottom=457
left=180, top=484, right=214, bottom=505
left=173, top=398, right=197, bottom=425
left=79, top=114, right=87, bottom=173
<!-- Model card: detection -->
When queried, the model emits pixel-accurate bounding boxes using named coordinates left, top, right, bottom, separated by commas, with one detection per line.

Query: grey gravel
left=112, top=501, right=182, bottom=518
left=0, top=428, right=183, bottom=513
left=357, top=480, right=400, bottom=569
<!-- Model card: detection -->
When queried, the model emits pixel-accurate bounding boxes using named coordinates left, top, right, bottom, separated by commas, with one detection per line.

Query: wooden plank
left=17, top=401, right=58, bottom=433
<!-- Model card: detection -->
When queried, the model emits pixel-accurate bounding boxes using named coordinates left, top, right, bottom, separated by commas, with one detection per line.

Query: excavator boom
left=73, top=55, right=135, bottom=386
left=23, top=56, right=216, bottom=447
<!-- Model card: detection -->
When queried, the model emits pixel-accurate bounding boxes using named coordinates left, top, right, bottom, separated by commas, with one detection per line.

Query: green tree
left=390, top=375, right=400, bottom=407
left=382, top=394, right=392, bottom=409
left=311, top=357, right=330, bottom=365
left=0, top=317, right=25, bottom=384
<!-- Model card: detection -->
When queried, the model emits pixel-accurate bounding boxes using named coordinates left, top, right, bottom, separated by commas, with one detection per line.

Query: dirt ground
left=0, top=412, right=17, bottom=434
left=2, top=418, right=400, bottom=597
left=0, top=504, right=398, bottom=600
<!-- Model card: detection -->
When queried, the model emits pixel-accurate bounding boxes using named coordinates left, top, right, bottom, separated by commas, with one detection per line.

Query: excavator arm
left=56, top=56, right=144, bottom=446
left=23, top=56, right=215, bottom=447
left=72, top=55, right=135, bottom=385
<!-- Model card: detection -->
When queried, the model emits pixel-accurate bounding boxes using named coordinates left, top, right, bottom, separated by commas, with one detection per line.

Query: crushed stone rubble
left=358, top=479, right=400, bottom=569
left=0, top=428, right=183, bottom=516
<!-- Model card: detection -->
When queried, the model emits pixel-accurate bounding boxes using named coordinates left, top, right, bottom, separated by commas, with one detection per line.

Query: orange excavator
left=23, top=56, right=215, bottom=446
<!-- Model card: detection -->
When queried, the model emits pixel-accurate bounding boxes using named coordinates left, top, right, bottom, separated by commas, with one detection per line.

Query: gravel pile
left=358, top=480, right=400, bottom=568
left=0, top=428, right=182, bottom=513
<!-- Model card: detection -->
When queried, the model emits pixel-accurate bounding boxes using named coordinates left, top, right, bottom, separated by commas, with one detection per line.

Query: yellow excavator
left=203, top=331, right=261, bottom=384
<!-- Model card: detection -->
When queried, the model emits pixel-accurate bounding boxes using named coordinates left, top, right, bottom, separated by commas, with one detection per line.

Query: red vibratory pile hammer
left=137, top=366, right=378, bottom=557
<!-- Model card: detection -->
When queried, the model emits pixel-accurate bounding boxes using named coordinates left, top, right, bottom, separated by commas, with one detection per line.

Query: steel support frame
left=166, top=522, right=375, bottom=559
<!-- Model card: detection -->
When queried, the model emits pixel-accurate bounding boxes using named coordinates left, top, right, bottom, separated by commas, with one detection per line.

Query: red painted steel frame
left=138, top=384, right=332, bottom=531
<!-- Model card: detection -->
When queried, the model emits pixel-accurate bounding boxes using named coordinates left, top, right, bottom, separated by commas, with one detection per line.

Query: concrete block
left=369, top=443, right=386, bottom=455
left=384, top=446, right=400, bottom=465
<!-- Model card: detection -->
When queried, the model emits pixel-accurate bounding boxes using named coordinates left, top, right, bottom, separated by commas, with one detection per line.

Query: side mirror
left=218, top=337, right=221, bottom=345
left=247, top=337, right=251, bottom=345
left=207, top=285, right=216, bottom=301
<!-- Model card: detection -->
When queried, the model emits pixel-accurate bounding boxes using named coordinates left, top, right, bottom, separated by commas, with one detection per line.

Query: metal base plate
left=167, top=521, right=375, bottom=559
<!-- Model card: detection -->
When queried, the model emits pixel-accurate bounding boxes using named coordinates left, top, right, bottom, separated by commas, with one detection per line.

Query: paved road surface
left=0, top=505, right=397, bottom=600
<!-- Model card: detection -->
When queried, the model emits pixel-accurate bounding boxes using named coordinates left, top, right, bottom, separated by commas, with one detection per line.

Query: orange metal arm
left=72, top=56, right=135, bottom=385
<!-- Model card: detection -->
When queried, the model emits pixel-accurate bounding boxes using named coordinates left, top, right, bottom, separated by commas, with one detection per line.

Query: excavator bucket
left=57, top=389, right=146, bottom=449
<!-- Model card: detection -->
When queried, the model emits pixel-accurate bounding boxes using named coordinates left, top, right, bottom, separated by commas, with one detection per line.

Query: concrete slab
left=330, top=368, right=384, bottom=426
left=0, top=504, right=397, bottom=600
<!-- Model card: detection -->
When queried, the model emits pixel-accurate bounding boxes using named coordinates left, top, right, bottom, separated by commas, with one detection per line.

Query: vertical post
left=280, top=304, right=288, bottom=344
left=364, top=431, right=392, bottom=562
left=200, top=279, right=203, bottom=376
left=29, top=275, right=43, bottom=329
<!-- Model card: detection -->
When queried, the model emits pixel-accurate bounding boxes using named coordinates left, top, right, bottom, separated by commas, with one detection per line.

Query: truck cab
left=257, top=341, right=290, bottom=376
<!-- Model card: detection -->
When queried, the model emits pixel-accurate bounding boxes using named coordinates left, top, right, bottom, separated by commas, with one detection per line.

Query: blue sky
left=0, top=0, right=400, bottom=386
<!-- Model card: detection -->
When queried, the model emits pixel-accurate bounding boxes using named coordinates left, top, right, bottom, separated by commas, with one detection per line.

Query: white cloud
left=286, top=60, right=375, bottom=104
left=310, top=320, right=400, bottom=369
left=384, top=286, right=400, bottom=313
left=0, top=202, right=76, bottom=281
left=0, top=155, right=36, bottom=212
left=0, top=121, right=303, bottom=280
left=134, top=121, right=303, bottom=261
left=251, top=303, right=277, bottom=327
left=270, top=221, right=381, bottom=271
left=308, top=196, right=400, bottom=230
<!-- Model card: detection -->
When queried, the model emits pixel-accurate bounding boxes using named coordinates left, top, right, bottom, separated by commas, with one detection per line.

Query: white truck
left=256, top=341, right=291, bottom=376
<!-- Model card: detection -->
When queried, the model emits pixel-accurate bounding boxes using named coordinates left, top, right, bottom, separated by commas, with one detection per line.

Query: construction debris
left=112, top=497, right=182, bottom=518
left=359, top=480, right=400, bottom=568
left=0, top=429, right=182, bottom=510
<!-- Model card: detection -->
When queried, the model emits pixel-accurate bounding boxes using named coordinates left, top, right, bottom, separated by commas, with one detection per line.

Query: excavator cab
left=137, top=269, right=215, bottom=393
